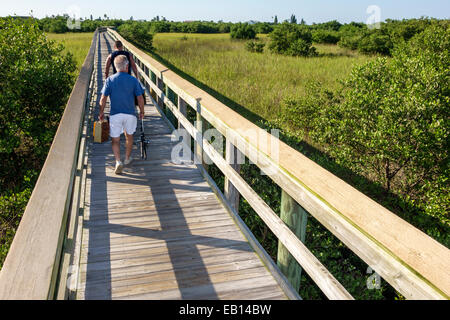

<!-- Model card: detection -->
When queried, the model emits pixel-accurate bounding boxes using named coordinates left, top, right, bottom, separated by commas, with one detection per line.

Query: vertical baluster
left=277, top=190, right=308, bottom=291
left=195, top=112, right=209, bottom=170
left=224, top=140, right=242, bottom=212
left=178, top=96, right=191, bottom=161
left=156, top=77, right=164, bottom=108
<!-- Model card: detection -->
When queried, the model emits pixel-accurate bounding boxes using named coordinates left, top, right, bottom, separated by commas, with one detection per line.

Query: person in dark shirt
left=99, top=55, right=145, bottom=174
left=104, top=40, right=138, bottom=79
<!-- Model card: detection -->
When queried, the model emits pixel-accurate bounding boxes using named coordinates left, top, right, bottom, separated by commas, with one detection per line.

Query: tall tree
left=274, top=15, right=278, bottom=24
left=290, top=14, right=297, bottom=24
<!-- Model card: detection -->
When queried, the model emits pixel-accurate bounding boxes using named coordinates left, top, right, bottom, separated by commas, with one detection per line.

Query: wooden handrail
left=107, top=28, right=450, bottom=299
left=0, top=31, right=98, bottom=299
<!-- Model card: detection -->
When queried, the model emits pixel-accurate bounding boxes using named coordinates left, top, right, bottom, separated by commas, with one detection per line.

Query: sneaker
left=114, top=161, right=123, bottom=174
left=124, top=157, right=133, bottom=165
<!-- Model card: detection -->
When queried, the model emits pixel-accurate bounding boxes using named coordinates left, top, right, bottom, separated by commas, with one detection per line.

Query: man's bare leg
left=112, top=137, right=121, bottom=161
left=112, top=136, right=123, bottom=174
left=125, top=132, right=134, bottom=162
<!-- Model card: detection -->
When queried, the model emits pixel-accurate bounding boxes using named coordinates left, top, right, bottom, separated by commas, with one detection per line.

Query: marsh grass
left=152, top=33, right=373, bottom=123
left=46, top=32, right=94, bottom=74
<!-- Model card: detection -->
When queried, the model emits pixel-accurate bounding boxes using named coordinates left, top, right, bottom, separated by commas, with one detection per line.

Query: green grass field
left=46, top=32, right=94, bottom=73
left=152, top=33, right=373, bottom=123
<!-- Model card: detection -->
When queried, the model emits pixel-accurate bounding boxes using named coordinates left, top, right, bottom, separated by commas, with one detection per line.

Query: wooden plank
left=79, top=250, right=260, bottom=283
left=83, top=212, right=235, bottom=234
left=99, top=267, right=273, bottom=299
left=81, top=230, right=248, bottom=261
left=87, top=194, right=218, bottom=211
left=86, top=206, right=226, bottom=223
left=86, top=198, right=226, bottom=215
left=86, top=206, right=226, bottom=224
left=86, top=190, right=216, bottom=206
left=81, top=226, right=245, bottom=252
left=87, top=183, right=212, bottom=199
left=116, top=276, right=285, bottom=300
left=81, top=242, right=253, bottom=273
left=86, top=175, right=205, bottom=189
left=82, top=259, right=264, bottom=290
left=81, top=217, right=237, bottom=241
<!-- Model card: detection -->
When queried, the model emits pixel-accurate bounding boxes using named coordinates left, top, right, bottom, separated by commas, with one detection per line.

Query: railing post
left=156, top=77, right=164, bottom=108
left=178, top=96, right=191, bottom=161
left=224, top=140, right=242, bottom=212
left=195, top=113, right=209, bottom=170
left=166, top=87, right=177, bottom=126
left=277, top=189, right=308, bottom=292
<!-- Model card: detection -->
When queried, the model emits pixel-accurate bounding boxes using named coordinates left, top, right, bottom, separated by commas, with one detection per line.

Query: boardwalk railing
left=106, top=28, right=449, bottom=300
left=0, top=31, right=98, bottom=299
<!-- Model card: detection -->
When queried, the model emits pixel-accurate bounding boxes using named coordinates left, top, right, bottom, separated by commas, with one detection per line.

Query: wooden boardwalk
left=75, top=31, right=288, bottom=300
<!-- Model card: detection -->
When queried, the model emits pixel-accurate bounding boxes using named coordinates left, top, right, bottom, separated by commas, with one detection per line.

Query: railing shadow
left=84, top=31, right=112, bottom=299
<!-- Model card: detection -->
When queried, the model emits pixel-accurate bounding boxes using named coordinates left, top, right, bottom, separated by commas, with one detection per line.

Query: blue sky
left=1, top=0, right=449, bottom=23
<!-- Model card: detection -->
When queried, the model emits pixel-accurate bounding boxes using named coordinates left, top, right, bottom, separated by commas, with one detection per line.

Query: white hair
left=114, top=55, right=129, bottom=72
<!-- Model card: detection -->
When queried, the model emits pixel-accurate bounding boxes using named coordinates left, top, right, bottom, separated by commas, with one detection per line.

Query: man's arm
left=130, top=57, right=138, bottom=77
left=99, top=94, right=108, bottom=121
left=104, top=54, right=112, bottom=79
left=137, top=95, right=145, bottom=120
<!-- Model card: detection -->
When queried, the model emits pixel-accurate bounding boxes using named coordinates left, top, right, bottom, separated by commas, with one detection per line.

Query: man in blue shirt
left=99, top=55, right=145, bottom=174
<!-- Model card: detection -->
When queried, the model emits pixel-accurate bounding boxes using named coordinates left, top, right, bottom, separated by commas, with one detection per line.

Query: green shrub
left=230, top=23, right=256, bottom=40
left=0, top=18, right=76, bottom=192
left=312, top=29, right=340, bottom=44
left=357, top=30, right=393, bottom=55
left=384, top=18, right=432, bottom=43
left=313, top=20, right=343, bottom=32
left=245, top=40, right=265, bottom=53
left=338, top=34, right=362, bottom=50
left=288, top=38, right=317, bottom=56
left=282, top=24, right=450, bottom=229
left=0, top=17, right=77, bottom=269
left=38, top=16, right=69, bottom=33
left=118, top=22, right=153, bottom=51
left=254, top=22, right=273, bottom=34
left=218, top=22, right=232, bottom=33
left=268, top=22, right=316, bottom=57
left=0, top=189, right=31, bottom=268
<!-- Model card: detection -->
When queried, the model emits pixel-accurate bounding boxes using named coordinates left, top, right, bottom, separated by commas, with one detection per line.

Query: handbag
left=93, top=117, right=110, bottom=143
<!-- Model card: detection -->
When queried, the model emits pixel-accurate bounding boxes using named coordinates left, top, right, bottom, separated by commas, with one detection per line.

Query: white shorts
left=109, top=113, right=137, bottom=138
